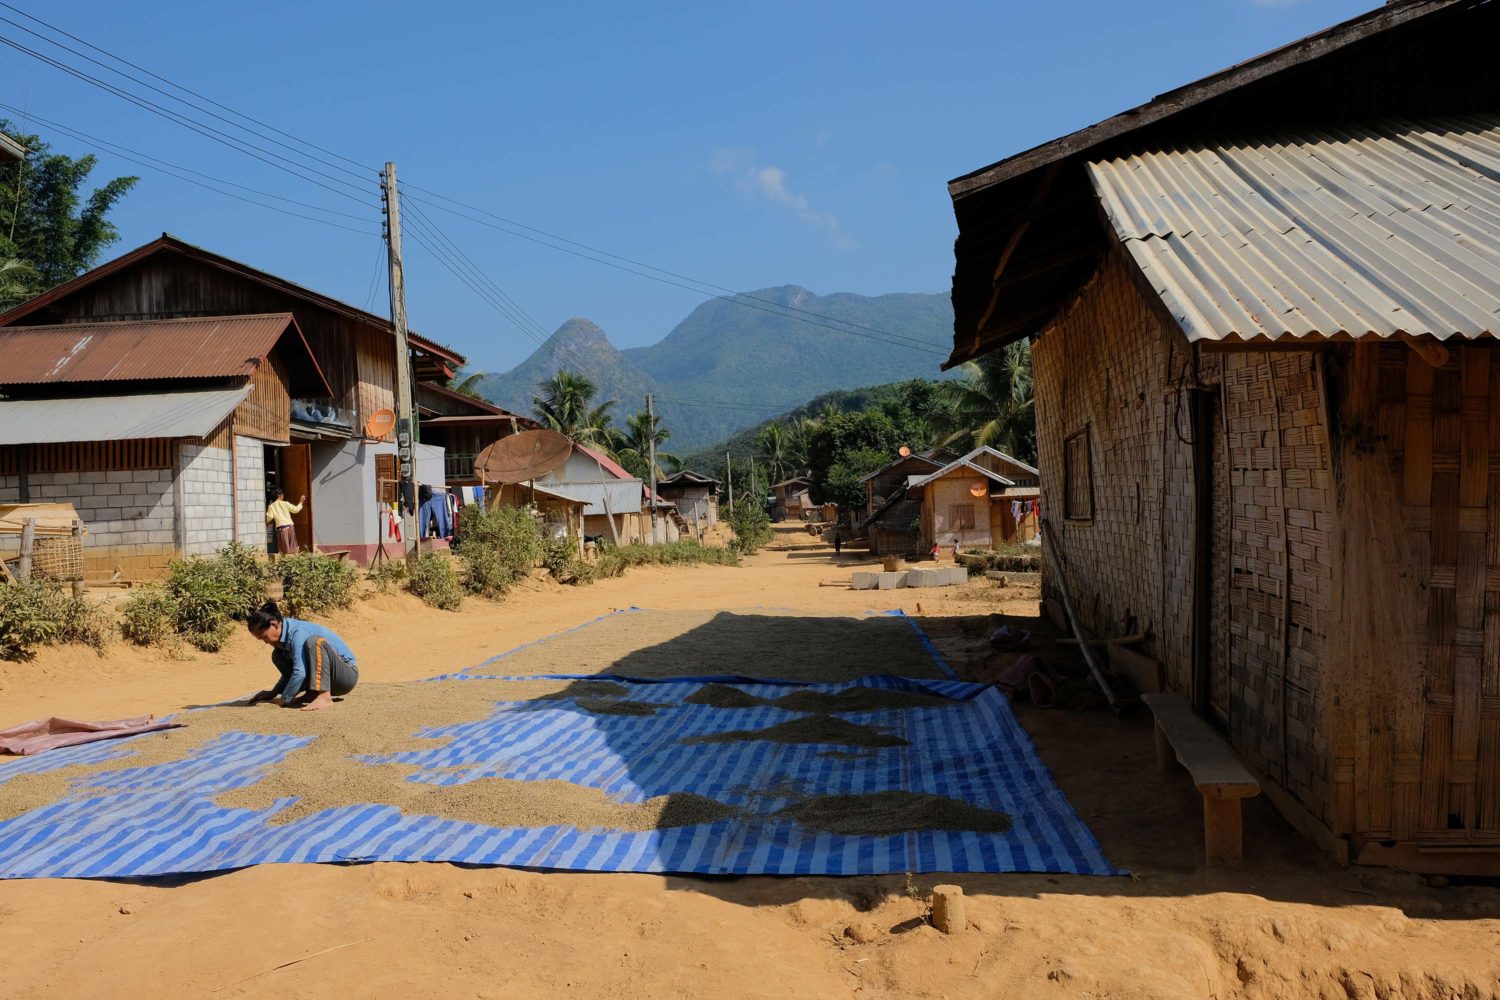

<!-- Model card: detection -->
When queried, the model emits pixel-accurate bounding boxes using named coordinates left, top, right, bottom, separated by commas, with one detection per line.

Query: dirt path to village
left=2, top=529, right=1499, bottom=999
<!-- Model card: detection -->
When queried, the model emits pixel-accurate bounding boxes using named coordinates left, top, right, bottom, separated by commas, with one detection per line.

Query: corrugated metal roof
left=0, top=386, right=250, bottom=445
left=0, top=313, right=303, bottom=384
left=538, top=480, right=644, bottom=517
left=1088, top=113, right=1500, bottom=343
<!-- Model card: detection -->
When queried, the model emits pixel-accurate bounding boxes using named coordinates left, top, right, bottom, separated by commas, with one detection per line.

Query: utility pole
left=726, top=452, right=733, bottom=515
left=647, top=392, right=658, bottom=542
left=382, top=162, right=419, bottom=560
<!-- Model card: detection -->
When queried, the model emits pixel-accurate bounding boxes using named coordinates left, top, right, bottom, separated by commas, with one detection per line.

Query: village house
left=539, top=444, right=677, bottom=546
left=656, top=470, right=720, bottom=539
left=912, top=446, right=1039, bottom=552
left=770, top=475, right=812, bottom=520
left=0, top=235, right=466, bottom=571
left=859, top=451, right=944, bottom=556
left=947, top=0, right=1500, bottom=871
left=416, top=381, right=539, bottom=488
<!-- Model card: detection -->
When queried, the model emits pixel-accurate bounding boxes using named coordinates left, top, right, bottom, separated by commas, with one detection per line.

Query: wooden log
left=17, top=517, right=35, bottom=584
left=1204, top=796, right=1245, bottom=868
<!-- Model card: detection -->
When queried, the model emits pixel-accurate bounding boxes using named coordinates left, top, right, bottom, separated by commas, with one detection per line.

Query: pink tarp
left=0, top=716, right=184, bottom=756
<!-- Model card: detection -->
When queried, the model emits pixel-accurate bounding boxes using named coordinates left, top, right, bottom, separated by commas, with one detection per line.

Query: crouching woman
left=245, top=601, right=359, bottom=711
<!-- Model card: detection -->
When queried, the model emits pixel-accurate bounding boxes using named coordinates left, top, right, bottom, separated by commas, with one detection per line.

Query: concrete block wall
left=0, top=468, right=176, bottom=577
left=178, top=443, right=236, bottom=556
left=234, top=436, right=270, bottom=550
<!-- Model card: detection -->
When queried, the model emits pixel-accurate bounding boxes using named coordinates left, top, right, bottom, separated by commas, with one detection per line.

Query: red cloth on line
left=0, top=716, right=184, bottom=756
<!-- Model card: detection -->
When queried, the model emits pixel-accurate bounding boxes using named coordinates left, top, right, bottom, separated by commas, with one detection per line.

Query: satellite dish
left=969, top=481, right=988, bottom=498
left=898, top=445, right=912, bottom=457
left=475, top=429, right=573, bottom=484
left=365, top=408, right=396, bottom=439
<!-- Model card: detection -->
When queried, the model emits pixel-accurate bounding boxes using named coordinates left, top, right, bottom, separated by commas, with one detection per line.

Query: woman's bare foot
left=300, top=691, right=334, bottom=712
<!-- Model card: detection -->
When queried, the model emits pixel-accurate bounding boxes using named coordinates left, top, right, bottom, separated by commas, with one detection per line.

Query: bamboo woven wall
left=1220, top=352, right=1334, bottom=816
left=1035, top=254, right=1334, bottom=821
left=1332, top=341, right=1500, bottom=850
left=1033, top=254, right=1192, bottom=685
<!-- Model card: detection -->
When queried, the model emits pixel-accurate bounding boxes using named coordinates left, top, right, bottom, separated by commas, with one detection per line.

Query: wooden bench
left=1141, top=692, right=1261, bottom=867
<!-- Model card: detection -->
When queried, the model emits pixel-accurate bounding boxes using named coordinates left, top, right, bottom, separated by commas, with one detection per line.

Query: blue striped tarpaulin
left=0, top=612, right=1116, bottom=880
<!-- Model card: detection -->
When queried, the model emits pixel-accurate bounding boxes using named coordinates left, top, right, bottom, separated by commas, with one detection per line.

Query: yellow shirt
left=265, top=499, right=303, bottom=527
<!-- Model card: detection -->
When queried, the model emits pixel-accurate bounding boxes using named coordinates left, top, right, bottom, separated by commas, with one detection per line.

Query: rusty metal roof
left=0, top=313, right=331, bottom=389
left=1087, top=113, right=1500, bottom=343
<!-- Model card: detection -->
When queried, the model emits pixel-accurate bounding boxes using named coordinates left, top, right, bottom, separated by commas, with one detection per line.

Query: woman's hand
left=246, top=690, right=280, bottom=706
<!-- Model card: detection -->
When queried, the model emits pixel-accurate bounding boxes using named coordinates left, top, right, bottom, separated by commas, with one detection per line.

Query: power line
left=0, top=103, right=379, bottom=236
left=398, top=183, right=951, bottom=353
left=0, top=34, right=376, bottom=206
left=400, top=192, right=948, bottom=358
left=0, top=0, right=375, bottom=175
left=0, top=7, right=372, bottom=185
left=0, top=102, right=374, bottom=224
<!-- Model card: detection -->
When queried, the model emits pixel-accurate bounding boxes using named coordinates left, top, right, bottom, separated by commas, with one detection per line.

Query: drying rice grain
left=775, top=791, right=1012, bottom=836
left=684, top=715, right=908, bottom=749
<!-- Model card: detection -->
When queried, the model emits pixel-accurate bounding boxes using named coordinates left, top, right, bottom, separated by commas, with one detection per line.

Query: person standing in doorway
left=265, top=489, right=305, bottom=555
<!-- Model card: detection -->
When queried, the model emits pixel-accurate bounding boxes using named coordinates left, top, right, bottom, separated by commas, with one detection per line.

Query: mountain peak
left=550, top=317, right=611, bottom=345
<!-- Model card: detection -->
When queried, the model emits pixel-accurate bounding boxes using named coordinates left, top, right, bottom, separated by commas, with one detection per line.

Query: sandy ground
left=2, top=527, right=1500, bottom=999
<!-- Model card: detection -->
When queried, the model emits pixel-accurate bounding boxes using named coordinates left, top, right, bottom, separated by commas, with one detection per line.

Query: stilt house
left=947, top=0, right=1500, bottom=872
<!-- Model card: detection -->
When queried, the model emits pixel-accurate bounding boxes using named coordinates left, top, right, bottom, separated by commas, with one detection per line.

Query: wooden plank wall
left=353, top=320, right=397, bottom=439
left=1334, top=342, right=1500, bottom=847
left=232, top=353, right=291, bottom=443
left=0, top=439, right=174, bottom=473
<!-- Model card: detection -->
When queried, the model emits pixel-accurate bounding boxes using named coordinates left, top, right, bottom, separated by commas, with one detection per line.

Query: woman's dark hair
left=247, top=600, right=283, bottom=635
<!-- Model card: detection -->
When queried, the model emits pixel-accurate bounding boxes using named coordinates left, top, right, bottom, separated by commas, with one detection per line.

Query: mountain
left=472, top=287, right=953, bottom=449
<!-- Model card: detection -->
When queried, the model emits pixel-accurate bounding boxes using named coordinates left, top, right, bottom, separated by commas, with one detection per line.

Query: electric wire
left=0, top=0, right=375, bottom=175
left=0, top=35, right=376, bottom=206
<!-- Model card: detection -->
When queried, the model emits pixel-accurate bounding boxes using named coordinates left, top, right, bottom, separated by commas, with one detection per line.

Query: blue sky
left=1, top=0, right=1370, bottom=373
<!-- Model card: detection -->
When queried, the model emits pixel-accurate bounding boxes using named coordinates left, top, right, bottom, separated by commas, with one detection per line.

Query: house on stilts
left=947, top=0, right=1500, bottom=872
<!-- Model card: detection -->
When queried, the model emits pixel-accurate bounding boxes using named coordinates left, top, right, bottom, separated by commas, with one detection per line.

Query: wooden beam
left=1404, top=335, right=1451, bottom=370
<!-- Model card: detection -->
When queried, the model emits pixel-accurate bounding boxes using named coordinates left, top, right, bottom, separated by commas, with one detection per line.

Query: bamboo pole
left=1040, top=518, right=1120, bottom=711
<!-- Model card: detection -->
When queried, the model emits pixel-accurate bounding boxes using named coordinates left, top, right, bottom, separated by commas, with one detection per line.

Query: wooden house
left=770, top=475, right=812, bottom=520
left=657, top=470, right=720, bottom=534
left=538, top=444, right=677, bottom=545
left=0, top=314, right=329, bottom=577
left=0, top=235, right=465, bottom=567
left=912, top=447, right=1039, bottom=552
left=946, top=0, right=1500, bottom=872
left=859, top=452, right=943, bottom=556
left=416, top=381, right=539, bottom=487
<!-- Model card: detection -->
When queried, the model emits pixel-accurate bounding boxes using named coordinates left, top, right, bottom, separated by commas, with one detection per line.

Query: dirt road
left=2, top=538, right=1498, bottom=999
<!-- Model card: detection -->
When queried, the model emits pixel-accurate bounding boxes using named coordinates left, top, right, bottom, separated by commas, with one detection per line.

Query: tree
left=806, top=410, right=901, bottom=507
left=616, top=409, right=676, bottom=480
left=447, top=369, right=488, bottom=399
left=0, top=123, right=138, bottom=306
left=532, top=370, right=620, bottom=450
left=756, top=423, right=790, bottom=484
left=932, top=341, right=1035, bottom=463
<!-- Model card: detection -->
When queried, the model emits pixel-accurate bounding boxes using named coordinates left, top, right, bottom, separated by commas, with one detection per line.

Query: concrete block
left=907, top=568, right=939, bottom=588
left=877, top=571, right=906, bottom=590
left=851, top=571, right=879, bottom=591
left=106, top=470, right=133, bottom=483
left=943, top=568, right=968, bottom=586
left=147, top=530, right=174, bottom=544
left=95, top=482, right=121, bottom=496
left=53, top=471, right=81, bottom=485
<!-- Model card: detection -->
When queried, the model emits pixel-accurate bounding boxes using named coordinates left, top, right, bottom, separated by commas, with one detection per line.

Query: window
left=375, top=454, right=398, bottom=504
left=1064, top=427, right=1093, bottom=521
left=950, top=504, right=976, bottom=530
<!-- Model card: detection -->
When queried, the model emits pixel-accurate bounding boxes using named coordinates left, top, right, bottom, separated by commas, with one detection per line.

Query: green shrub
left=456, top=505, right=544, bottom=598
left=407, top=553, right=464, bottom=611
left=180, top=618, right=235, bottom=653
left=540, top=535, right=583, bottom=583
left=580, top=540, right=738, bottom=585
left=280, top=552, right=359, bottom=617
left=0, top=582, right=109, bottom=660
left=120, top=585, right=180, bottom=645
left=215, top=542, right=272, bottom=615
left=726, top=501, right=773, bottom=555
left=367, top=559, right=408, bottom=592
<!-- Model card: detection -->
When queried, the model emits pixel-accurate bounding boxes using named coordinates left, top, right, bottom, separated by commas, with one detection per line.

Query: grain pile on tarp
left=455, top=608, right=952, bottom=682
left=0, top=613, right=1113, bottom=879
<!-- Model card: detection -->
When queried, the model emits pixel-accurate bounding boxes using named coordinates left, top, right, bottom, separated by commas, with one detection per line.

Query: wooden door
left=281, top=444, right=314, bottom=550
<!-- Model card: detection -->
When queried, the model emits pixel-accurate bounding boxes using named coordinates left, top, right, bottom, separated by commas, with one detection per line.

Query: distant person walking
left=833, top=524, right=842, bottom=555
left=265, top=489, right=305, bottom=555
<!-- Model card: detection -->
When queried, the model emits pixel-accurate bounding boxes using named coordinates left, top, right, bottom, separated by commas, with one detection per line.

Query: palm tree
left=757, top=422, right=790, bottom=484
left=787, top=416, right=817, bottom=469
left=616, top=409, right=676, bottom=479
left=931, top=341, right=1035, bottom=462
left=0, top=258, right=36, bottom=310
left=532, top=370, right=621, bottom=449
left=446, top=369, right=488, bottom=399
